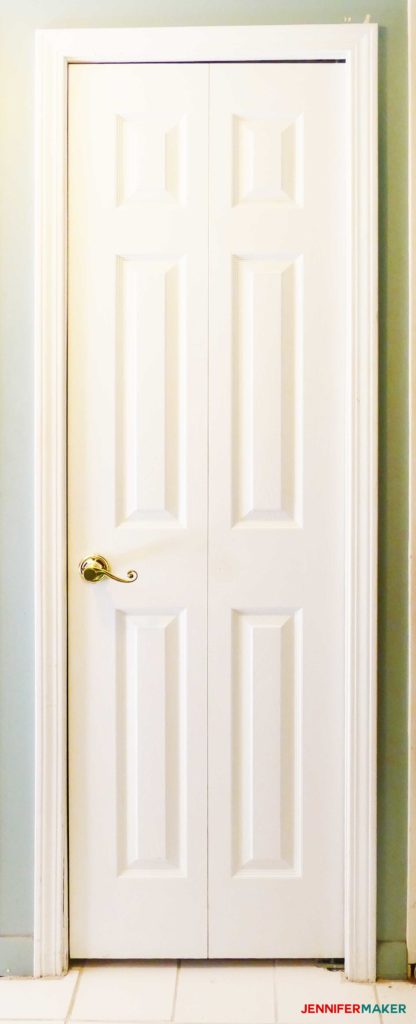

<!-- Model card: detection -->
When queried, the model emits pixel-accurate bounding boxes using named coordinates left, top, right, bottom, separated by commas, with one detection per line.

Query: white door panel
left=68, top=64, right=209, bottom=958
left=68, top=60, right=347, bottom=959
left=208, top=63, right=347, bottom=957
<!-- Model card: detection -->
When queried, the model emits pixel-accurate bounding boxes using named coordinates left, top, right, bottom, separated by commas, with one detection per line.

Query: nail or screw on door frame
left=33, top=24, right=378, bottom=981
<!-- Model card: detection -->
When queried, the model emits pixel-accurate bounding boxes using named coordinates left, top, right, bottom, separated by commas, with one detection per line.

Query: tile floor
left=0, top=961, right=414, bottom=1024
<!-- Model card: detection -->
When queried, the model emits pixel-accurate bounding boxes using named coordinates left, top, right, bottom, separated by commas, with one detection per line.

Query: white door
left=208, top=62, right=346, bottom=958
left=68, top=64, right=209, bottom=958
left=68, top=60, right=347, bottom=959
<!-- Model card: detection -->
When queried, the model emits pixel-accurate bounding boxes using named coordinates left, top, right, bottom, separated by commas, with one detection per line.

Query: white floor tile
left=70, top=962, right=177, bottom=1022
left=0, top=969, right=79, bottom=1020
left=174, top=961, right=275, bottom=1024
left=375, top=979, right=416, bottom=1023
left=274, top=964, right=378, bottom=1024
left=0, top=963, right=412, bottom=1024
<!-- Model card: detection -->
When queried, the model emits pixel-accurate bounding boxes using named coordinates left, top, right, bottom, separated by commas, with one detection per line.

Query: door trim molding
left=34, top=24, right=378, bottom=980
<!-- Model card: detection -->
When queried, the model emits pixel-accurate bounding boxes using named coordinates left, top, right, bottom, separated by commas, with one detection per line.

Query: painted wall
left=0, top=0, right=408, bottom=977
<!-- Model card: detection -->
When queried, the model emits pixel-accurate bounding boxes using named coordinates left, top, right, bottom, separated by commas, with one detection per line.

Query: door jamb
left=34, top=24, right=378, bottom=981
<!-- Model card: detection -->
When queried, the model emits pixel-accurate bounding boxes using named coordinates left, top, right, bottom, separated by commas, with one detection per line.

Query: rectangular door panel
left=117, top=256, right=187, bottom=526
left=232, top=610, right=301, bottom=876
left=68, top=64, right=208, bottom=958
left=233, top=254, right=302, bottom=525
left=117, top=610, right=187, bottom=876
left=208, top=62, right=347, bottom=957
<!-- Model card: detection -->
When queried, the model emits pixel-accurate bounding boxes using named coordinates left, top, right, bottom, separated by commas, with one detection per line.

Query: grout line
left=64, top=964, right=84, bottom=1023
left=273, top=960, right=279, bottom=1024
left=372, top=980, right=380, bottom=1020
left=171, top=959, right=180, bottom=1022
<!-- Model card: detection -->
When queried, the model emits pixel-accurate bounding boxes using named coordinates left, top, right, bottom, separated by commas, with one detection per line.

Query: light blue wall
left=0, top=0, right=408, bottom=977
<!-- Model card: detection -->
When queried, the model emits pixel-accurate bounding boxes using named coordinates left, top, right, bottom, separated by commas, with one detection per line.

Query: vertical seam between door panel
left=206, top=60, right=211, bottom=959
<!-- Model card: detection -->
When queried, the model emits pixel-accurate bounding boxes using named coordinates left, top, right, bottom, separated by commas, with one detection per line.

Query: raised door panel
left=68, top=63, right=208, bottom=958
left=117, top=256, right=187, bottom=526
left=117, top=611, right=187, bottom=876
left=232, top=611, right=301, bottom=876
left=208, top=62, right=347, bottom=957
left=233, top=255, right=302, bottom=526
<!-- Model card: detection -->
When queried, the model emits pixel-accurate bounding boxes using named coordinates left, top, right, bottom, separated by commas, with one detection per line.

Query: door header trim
left=34, top=23, right=378, bottom=981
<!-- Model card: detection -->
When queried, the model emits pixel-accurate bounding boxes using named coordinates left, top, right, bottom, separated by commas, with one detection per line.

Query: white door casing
left=34, top=25, right=378, bottom=980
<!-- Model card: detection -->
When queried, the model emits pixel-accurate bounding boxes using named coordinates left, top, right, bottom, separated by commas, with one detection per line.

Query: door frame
left=34, top=24, right=378, bottom=981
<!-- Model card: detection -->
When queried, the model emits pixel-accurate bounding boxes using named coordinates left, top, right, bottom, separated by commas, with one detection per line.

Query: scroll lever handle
left=79, top=554, right=138, bottom=584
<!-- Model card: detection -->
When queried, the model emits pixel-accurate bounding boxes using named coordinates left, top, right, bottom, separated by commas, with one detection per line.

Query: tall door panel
left=208, top=63, right=347, bottom=956
left=68, top=64, right=209, bottom=958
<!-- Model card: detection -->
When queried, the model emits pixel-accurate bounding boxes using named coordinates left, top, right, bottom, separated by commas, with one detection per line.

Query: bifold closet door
left=68, top=59, right=348, bottom=960
left=208, top=62, right=347, bottom=957
left=68, top=64, right=209, bottom=958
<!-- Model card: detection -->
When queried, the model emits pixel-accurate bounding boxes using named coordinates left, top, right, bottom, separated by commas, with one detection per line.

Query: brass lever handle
left=79, top=554, right=138, bottom=584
